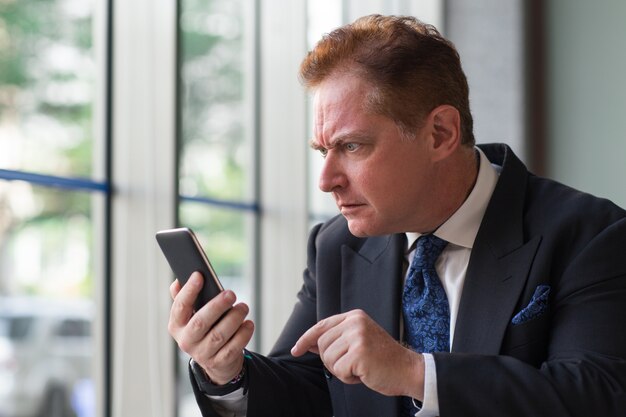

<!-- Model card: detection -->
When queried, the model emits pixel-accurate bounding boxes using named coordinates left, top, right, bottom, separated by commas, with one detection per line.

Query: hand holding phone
left=156, top=227, right=224, bottom=311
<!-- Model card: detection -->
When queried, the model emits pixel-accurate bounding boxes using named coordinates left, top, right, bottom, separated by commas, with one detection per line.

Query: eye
left=345, top=142, right=360, bottom=152
left=318, top=148, right=328, bottom=158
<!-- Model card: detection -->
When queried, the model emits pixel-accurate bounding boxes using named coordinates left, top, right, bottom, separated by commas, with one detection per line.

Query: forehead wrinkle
left=312, top=74, right=375, bottom=149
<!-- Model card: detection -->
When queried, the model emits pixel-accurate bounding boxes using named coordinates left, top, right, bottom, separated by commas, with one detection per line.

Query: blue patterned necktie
left=401, top=234, right=449, bottom=416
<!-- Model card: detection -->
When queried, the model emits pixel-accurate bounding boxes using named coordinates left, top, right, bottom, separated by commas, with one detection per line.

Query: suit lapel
left=453, top=235, right=541, bottom=353
left=339, top=233, right=404, bottom=416
left=341, top=233, right=404, bottom=338
left=453, top=144, right=542, bottom=354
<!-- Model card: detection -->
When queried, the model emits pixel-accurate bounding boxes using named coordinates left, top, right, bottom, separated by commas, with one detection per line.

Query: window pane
left=0, top=0, right=97, bottom=178
left=179, top=201, right=254, bottom=306
left=306, top=1, right=342, bottom=222
left=178, top=201, right=255, bottom=417
left=179, top=0, right=254, bottom=202
left=0, top=180, right=98, bottom=417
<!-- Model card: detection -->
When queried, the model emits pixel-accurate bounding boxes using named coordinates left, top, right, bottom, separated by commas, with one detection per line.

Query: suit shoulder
left=526, top=175, right=626, bottom=223
left=312, top=214, right=362, bottom=249
left=524, top=175, right=626, bottom=248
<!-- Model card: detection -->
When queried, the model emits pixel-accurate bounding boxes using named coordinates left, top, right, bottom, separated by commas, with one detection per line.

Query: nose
left=318, top=151, right=347, bottom=193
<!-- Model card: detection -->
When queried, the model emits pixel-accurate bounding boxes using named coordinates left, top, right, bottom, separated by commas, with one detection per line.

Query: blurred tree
left=179, top=0, right=248, bottom=201
left=0, top=0, right=96, bottom=298
left=179, top=0, right=252, bottom=277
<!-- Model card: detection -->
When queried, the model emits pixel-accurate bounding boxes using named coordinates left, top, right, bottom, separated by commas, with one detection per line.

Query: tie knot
left=411, top=234, right=448, bottom=271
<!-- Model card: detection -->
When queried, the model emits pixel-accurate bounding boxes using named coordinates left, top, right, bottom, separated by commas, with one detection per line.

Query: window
left=0, top=1, right=108, bottom=417
left=177, top=0, right=258, bottom=415
left=306, top=0, right=344, bottom=225
left=2, top=2, right=451, bottom=417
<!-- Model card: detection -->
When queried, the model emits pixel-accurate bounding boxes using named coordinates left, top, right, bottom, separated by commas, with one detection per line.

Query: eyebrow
left=309, top=138, right=323, bottom=151
left=309, top=132, right=372, bottom=151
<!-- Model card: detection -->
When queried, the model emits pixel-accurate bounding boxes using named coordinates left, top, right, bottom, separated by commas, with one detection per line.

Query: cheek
left=364, top=161, right=415, bottom=200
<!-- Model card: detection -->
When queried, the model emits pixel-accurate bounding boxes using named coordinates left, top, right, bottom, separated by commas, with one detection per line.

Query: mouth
left=339, top=203, right=366, bottom=215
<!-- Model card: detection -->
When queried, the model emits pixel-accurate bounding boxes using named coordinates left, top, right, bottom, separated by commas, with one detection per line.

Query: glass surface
left=0, top=0, right=97, bottom=178
left=179, top=0, right=254, bottom=203
left=0, top=180, right=98, bottom=417
left=178, top=1, right=256, bottom=414
left=0, top=181, right=97, bottom=297
left=179, top=200, right=254, bottom=305
left=306, top=0, right=343, bottom=222
left=178, top=200, right=255, bottom=417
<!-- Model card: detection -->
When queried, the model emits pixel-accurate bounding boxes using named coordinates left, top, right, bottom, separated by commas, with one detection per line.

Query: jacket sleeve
left=192, top=223, right=333, bottom=417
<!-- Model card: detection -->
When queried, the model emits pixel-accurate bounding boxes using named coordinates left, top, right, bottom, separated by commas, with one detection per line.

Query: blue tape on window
left=179, top=194, right=260, bottom=213
left=0, top=169, right=110, bottom=193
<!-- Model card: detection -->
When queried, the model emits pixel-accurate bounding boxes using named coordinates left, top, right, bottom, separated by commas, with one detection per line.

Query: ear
left=427, top=105, right=462, bottom=162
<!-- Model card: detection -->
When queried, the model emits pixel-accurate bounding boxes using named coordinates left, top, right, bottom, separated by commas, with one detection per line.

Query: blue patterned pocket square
left=511, top=285, right=551, bottom=325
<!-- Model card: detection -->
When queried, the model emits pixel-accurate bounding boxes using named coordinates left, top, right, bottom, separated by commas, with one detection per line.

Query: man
left=168, top=15, right=626, bottom=417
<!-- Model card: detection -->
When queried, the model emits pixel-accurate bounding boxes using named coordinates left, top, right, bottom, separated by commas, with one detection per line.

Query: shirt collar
left=406, top=147, right=499, bottom=251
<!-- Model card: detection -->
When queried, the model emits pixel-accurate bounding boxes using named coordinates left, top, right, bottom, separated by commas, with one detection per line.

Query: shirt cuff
left=190, top=359, right=246, bottom=396
left=205, top=387, right=248, bottom=417
left=415, top=353, right=440, bottom=417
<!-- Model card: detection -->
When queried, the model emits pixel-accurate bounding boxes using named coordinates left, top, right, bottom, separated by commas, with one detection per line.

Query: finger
left=331, top=352, right=362, bottom=384
left=174, top=271, right=204, bottom=307
left=198, top=302, right=250, bottom=358
left=316, top=321, right=347, bottom=355
left=317, top=325, right=350, bottom=366
left=201, top=320, right=255, bottom=384
left=169, top=272, right=204, bottom=329
left=169, top=279, right=182, bottom=299
left=291, top=314, right=347, bottom=357
left=213, top=320, right=255, bottom=366
left=181, top=290, right=237, bottom=346
left=228, top=320, right=255, bottom=353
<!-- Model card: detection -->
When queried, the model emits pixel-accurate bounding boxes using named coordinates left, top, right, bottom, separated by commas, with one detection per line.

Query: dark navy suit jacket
left=192, top=143, right=626, bottom=416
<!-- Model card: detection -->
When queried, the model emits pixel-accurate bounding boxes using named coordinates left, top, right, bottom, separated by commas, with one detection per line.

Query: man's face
left=311, top=74, right=439, bottom=237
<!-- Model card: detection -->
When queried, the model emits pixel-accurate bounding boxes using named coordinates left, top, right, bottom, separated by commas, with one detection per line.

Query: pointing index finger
left=291, top=314, right=345, bottom=357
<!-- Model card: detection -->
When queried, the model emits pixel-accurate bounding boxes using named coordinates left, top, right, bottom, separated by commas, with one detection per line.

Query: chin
left=346, top=216, right=406, bottom=237
left=346, top=220, right=378, bottom=238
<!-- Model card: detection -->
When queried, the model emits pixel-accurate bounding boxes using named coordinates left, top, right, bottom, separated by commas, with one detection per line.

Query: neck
left=423, top=146, right=479, bottom=233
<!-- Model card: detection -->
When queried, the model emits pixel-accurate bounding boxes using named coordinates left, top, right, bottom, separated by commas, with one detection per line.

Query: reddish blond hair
left=300, top=14, right=474, bottom=145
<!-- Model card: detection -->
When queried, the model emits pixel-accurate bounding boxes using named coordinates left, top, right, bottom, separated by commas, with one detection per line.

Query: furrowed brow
left=309, top=132, right=370, bottom=151
left=309, top=138, right=325, bottom=151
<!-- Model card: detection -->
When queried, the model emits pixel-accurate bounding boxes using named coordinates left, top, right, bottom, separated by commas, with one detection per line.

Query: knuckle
left=167, top=319, right=177, bottom=336
left=353, top=309, right=367, bottom=320
left=189, top=315, right=208, bottom=333
left=218, top=345, right=240, bottom=363
left=172, top=299, right=188, bottom=318
left=177, top=339, right=192, bottom=354
left=331, top=365, right=348, bottom=380
left=208, top=328, right=226, bottom=346
left=351, top=339, right=367, bottom=356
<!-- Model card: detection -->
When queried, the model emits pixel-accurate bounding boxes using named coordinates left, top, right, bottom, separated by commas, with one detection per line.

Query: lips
left=339, top=203, right=366, bottom=215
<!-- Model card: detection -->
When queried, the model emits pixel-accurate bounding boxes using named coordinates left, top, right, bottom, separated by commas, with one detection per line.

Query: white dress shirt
left=410, top=148, right=499, bottom=416
left=206, top=148, right=499, bottom=417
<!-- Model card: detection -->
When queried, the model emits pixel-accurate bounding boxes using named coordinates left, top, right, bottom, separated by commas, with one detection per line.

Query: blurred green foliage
left=0, top=0, right=94, bottom=177
left=179, top=0, right=249, bottom=202
left=179, top=0, right=253, bottom=279
left=0, top=0, right=95, bottom=298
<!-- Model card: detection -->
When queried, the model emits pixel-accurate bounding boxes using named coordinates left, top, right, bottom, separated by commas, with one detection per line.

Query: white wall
left=547, top=1, right=626, bottom=207
left=446, top=0, right=526, bottom=160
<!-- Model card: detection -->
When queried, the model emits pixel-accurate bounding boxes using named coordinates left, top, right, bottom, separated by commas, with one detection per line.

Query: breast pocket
left=501, top=315, right=550, bottom=367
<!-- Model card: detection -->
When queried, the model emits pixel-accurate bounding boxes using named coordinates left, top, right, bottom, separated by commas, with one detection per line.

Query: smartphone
left=156, top=227, right=224, bottom=311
